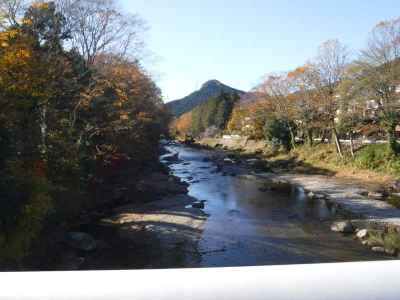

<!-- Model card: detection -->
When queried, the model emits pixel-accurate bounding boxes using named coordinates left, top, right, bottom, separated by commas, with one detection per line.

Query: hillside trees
left=188, top=92, right=238, bottom=137
left=169, top=91, right=239, bottom=139
left=254, top=39, right=350, bottom=155
left=0, top=0, right=166, bottom=264
left=170, top=111, right=193, bottom=138
left=0, top=1, right=85, bottom=262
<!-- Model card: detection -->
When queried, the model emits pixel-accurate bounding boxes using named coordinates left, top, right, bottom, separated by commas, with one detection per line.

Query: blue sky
left=120, top=0, right=400, bottom=102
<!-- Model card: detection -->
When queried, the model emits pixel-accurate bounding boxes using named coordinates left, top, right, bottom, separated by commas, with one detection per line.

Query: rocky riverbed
left=195, top=139, right=400, bottom=258
left=14, top=146, right=208, bottom=271
left=20, top=141, right=399, bottom=271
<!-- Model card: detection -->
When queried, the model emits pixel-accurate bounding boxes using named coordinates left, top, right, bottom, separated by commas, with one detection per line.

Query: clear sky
left=120, top=0, right=400, bottom=102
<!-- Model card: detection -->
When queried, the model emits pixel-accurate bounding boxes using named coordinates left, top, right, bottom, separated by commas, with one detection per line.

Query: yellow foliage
left=22, top=19, right=33, bottom=26
left=120, top=112, right=129, bottom=120
left=31, top=2, right=50, bottom=9
left=0, top=173, right=53, bottom=263
left=170, top=111, right=193, bottom=137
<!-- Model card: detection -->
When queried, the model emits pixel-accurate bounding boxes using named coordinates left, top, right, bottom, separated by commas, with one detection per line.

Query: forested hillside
left=170, top=91, right=239, bottom=138
left=166, top=79, right=245, bottom=116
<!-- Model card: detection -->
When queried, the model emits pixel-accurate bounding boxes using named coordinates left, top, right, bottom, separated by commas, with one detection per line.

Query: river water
left=166, top=144, right=384, bottom=267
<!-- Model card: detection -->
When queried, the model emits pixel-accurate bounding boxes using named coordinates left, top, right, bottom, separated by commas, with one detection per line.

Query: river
left=165, top=143, right=384, bottom=267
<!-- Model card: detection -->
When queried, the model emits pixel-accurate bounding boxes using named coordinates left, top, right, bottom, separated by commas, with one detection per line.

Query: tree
left=263, top=117, right=294, bottom=151
left=257, top=73, right=297, bottom=149
left=170, top=111, right=193, bottom=138
left=57, top=0, right=145, bottom=66
left=336, top=64, right=370, bottom=157
left=309, top=39, right=350, bottom=157
left=0, top=0, right=26, bottom=29
left=357, top=18, right=400, bottom=154
left=287, top=65, right=320, bottom=147
left=0, top=1, right=165, bottom=264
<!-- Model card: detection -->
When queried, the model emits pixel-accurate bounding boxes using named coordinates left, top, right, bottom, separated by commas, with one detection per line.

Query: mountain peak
left=201, top=79, right=222, bottom=89
left=166, top=80, right=246, bottom=116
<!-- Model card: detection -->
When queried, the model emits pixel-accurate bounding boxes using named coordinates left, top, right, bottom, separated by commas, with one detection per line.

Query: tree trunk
left=332, top=128, right=343, bottom=158
left=307, top=128, right=313, bottom=147
left=387, top=126, right=398, bottom=155
left=288, top=125, right=296, bottom=150
left=349, top=132, right=355, bottom=158
left=319, top=129, right=328, bottom=145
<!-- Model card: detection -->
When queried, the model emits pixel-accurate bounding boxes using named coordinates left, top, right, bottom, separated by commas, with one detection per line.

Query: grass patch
left=366, top=230, right=385, bottom=247
left=383, top=229, right=400, bottom=252
left=354, top=144, right=400, bottom=175
left=264, top=143, right=397, bottom=185
left=387, top=195, right=400, bottom=209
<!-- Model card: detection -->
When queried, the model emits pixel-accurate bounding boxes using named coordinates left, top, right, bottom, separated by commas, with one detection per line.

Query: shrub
left=354, top=144, right=400, bottom=175
left=263, top=118, right=293, bottom=151
left=0, top=175, right=53, bottom=263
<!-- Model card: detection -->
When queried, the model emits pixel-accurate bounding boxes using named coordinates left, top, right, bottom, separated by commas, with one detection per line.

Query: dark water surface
left=167, top=144, right=385, bottom=267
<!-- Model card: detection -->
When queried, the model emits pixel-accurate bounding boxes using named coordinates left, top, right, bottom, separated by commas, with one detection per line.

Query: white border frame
left=1, top=261, right=399, bottom=300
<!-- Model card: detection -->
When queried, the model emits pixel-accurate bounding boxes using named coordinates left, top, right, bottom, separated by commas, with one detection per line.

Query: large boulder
left=65, top=232, right=97, bottom=252
left=331, top=221, right=354, bottom=234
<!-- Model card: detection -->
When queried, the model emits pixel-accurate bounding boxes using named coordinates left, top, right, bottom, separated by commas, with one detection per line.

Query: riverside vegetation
left=0, top=0, right=170, bottom=269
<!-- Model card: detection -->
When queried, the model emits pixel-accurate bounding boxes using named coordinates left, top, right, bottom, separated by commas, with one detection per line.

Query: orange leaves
left=31, top=2, right=50, bottom=10
left=0, top=29, right=20, bottom=49
left=119, top=112, right=129, bottom=120
left=33, top=160, right=47, bottom=178
left=227, top=107, right=246, bottom=132
left=288, top=65, right=309, bottom=78
left=170, top=111, right=193, bottom=137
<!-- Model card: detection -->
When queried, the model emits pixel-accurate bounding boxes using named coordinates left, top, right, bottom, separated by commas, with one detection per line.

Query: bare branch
left=56, top=0, right=145, bottom=66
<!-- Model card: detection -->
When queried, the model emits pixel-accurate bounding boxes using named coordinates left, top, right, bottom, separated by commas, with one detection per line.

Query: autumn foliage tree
left=0, top=0, right=167, bottom=265
left=357, top=18, right=400, bottom=154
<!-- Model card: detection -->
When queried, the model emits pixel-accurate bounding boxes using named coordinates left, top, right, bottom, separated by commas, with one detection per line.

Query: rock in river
left=223, top=158, right=235, bottom=164
left=356, top=229, right=368, bottom=239
left=331, top=221, right=354, bottom=234
left=192, top=200, right=206, bottom=209
left=66, top=232, right=97, bottom=251
left=368, top=192, right=385, bottom=200
left=371, top=246, right=385, bottom=253
left=307, top=192, right=316, bottom=200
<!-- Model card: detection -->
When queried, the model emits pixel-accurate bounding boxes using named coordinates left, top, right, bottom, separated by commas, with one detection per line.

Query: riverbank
left=197, top=137, right=397, bottom=185
left=196, top=137, right=400, bottom=257
left=5, top=147, right=207, bottom=271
